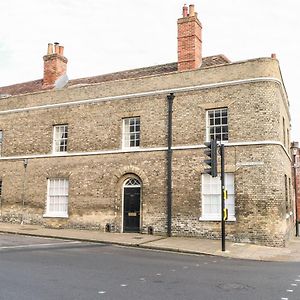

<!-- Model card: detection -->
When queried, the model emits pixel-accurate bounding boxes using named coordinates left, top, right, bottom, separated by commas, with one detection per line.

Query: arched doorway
left=123, top=178, right=141, bottom=233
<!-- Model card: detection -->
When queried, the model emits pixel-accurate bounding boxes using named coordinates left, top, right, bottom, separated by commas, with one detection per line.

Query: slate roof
left=0, top=55, right=230, bottom=97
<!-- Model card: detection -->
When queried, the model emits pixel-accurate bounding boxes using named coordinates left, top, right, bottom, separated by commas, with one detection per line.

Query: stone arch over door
left=112, top=166, right=149, bottom=188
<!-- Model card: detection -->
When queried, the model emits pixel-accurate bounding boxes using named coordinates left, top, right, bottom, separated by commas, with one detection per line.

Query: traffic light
left=203, top=139, right=217, bottom=177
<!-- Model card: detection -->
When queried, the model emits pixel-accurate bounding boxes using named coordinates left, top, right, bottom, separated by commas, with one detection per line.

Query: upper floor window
left=53, top=125, right=68, bottom=153
left=122, top=117, right=140, bottom=148
left=206, top=108, right=228, bottom=142
left=0, top=179, right=2, bottom=198
left=44, top=178, right=69, bottom=218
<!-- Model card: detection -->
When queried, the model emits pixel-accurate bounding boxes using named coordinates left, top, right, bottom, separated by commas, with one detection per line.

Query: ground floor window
left=44, top=178, right=69, bottom=218
left=200, top=173, right=235, bottom=221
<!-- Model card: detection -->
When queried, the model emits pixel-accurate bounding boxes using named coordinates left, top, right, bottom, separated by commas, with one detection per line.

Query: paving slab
left=1, top=222, right=300, bottom=262
left=0, top=223, right=164, bottom=246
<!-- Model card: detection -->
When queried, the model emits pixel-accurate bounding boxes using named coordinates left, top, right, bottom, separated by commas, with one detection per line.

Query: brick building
left=0, top=4, right=295, bottom=246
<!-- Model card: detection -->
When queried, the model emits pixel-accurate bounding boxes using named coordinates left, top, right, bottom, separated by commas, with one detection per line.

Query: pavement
left=1, top=222, right=300, bottom=262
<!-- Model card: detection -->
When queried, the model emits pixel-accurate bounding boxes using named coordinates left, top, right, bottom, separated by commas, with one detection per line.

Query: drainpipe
left=292, top=142, right=299, bottom=236
left=167, top=93, right=175, bottom=237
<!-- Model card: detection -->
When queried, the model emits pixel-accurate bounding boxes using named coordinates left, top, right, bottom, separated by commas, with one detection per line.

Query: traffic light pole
left=220, top=144, right=226, bottom=251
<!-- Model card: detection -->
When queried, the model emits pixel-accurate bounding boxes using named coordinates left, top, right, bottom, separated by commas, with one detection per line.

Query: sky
left=0, top=0, right=299, bottom=141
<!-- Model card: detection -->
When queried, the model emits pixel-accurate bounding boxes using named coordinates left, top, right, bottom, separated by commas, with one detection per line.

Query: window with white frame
left=0, top=130, right=3, bottom=157
left=284, top=174, right=288, bottom=211
left=200, top=173, right=235, bottom=221
left=283, top=117, right=286, bottom=147
left=53, top=125, right=68, bottom=153
left=122, top=117, right=140, bottom=148
left=45, top=178, right=69, bottom=217
left=206, top=108, right=228, bottom=142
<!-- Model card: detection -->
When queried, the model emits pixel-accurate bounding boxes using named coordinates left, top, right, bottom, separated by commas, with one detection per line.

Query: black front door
left=123, top=187, right=140, bottom=232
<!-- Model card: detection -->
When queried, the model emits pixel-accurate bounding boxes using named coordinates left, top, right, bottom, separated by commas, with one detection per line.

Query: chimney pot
left=47, top=43, right=53, bottom=55
left=271, top=53, right=277, bottom=59
left=182, top=4, right=188, bottom=17
left=189, top=4, right=195, bottom=16
left=54, top=42, right=59, bottom=54
left=59, top=45, right=64, bottom=55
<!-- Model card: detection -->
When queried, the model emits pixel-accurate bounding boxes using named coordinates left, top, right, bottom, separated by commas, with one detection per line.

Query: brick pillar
left=177, top=4, right=202, bottom=72
left=43, top=42, right=68, bottom=88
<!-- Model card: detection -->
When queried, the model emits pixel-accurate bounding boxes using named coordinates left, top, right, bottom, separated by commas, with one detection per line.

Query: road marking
left=286, top=289, right=293, bottom=292
left=291, top=283, right=297, bottom=286
left=98, top=291, right=106, bottom=294
left=120, top=284, right=128, bottom=287
left=170, top=269, right=176, bottom=272
left=295, top=279, right=300, bottom=282
left=139, top=278, right=145, bottom=281
left=183, top=266, right=188, bottom=269
left=281, top=298, right=288, bottom=300
left=0, top=241, right=82, bottom=250
left=156, top=273, right=161, bottom=276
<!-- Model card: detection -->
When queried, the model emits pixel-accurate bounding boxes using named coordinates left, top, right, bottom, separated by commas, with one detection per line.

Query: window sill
left=43, top=214, right=68, bottom=219
left=205, top=140, right=229, bottom=144
left=199, top=216, right=236, bottom=222
left=52, top=151, right=68, bottom=155
left=122, top=147, right=140, bottom=151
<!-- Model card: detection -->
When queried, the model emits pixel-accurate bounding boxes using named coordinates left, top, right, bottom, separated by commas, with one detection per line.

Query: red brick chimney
left=177, top=4, right=202, bottom=71
left=43, top=42, right=68, bottom=88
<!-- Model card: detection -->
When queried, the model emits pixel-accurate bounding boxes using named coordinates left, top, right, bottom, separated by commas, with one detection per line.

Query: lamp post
left=21, top=158, right=28, bottom=225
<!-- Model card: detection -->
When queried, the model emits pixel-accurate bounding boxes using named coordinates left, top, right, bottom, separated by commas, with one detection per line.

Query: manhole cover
left=133, top=236, right=143, bottom=240
left=217, top=282, right=254, bottom=291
